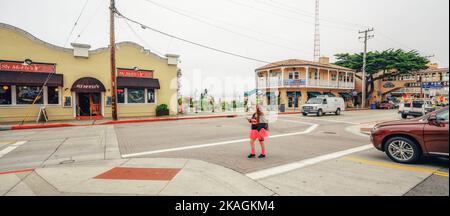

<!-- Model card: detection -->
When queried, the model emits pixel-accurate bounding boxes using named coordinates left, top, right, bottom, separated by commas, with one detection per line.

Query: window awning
left=339, top=92, right=352, bottom=99
left=307, top=92, right=322, bottom=98
left=117, top=77, right=160, bottom=89
left=71, top=77, right=106, bottom=93
left=323, top=92, right=336, bottom=97
left=0, top=71, right=63, bottom=86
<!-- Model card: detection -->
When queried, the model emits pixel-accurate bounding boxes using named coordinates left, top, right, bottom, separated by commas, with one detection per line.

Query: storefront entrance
left=77, top=93, right=101, bottom=117
left=71, top=77, right=106, bottom=120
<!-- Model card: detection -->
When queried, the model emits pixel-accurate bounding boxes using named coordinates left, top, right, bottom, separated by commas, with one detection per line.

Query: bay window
left=0, top=85, right=12, bottom=105
left=147, top=89, right=155, bottom=103
left=0, top=85, right=60, bottom=106
left=47, top=86, right=60, bottom=105
left=127, top=88, right=145, bottom=104
left=117, top=88, right=157, bottom=104
left=117, top=88, right=125, bottom=104
left=16, top=86, right=43, bottom=105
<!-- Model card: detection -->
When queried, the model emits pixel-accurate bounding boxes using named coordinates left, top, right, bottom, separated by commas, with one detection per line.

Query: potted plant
left=156, top=104, right=170, bottom=116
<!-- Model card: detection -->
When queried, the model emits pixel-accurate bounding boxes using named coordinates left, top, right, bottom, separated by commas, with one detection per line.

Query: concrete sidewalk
left=0, top=112, right=240, bottom=131
left=0, top=158, right=274, bottom=196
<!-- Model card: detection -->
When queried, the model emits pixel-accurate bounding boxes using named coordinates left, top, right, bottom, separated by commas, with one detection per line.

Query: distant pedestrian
left=247, top=105, right=269, bottom=158
left=352, top=90, right=359, bottom=107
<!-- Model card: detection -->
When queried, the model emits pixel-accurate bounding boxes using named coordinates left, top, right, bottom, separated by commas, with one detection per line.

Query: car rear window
left=412, top=102, right=423, bottom=108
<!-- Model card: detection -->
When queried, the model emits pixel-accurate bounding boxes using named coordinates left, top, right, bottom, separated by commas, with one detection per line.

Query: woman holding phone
left=247, top=105, right=269, bottom=158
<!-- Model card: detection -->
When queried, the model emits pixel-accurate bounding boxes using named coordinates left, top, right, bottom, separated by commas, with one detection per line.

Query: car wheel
left=317, top=109, right=323, bottom=117
left=401, top=114, right=408, bottom=119
left=384, top=137, right=421, bottom=164
left=335, top=108, right=341, bottom=115
left=302, top=113, right=308, bottom=116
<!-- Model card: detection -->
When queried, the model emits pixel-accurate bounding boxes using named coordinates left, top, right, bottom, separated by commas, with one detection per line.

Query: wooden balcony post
left=306, top=66, right=310, bottom=87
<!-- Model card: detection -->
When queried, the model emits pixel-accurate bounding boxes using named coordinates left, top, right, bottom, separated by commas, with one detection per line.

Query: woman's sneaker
left=248, top=154, right=256, bottom=158
left=258, top=154, right=266, bottom=158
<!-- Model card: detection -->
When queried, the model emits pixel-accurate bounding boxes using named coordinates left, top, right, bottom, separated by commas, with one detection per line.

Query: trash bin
left=279, top=104, right=286, bottom=113
left=370, top=104, right=377, bottom=109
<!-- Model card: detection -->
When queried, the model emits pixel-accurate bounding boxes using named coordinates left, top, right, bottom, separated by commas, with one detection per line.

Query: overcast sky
left=1, top=0, right=449, bottom=98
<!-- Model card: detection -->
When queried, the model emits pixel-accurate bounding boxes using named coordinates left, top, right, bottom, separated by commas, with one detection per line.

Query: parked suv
left=398, top=99, right=435, bottom=119
left=301, top=96, right=345, bottom=117
left=371, top=107, right=449, bottom=164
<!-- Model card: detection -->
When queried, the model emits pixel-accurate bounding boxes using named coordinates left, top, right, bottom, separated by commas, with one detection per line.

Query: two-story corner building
left=381, top=66, right=449, bottom=101
left=255, top=57, right=356, bottom=111
left=0, top=23, right=180, bottom=123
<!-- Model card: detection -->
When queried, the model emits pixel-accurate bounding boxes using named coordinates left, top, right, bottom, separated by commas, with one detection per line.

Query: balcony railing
left=257, top=79, right=354, bottom=89
left=284, top=79, right=306, bottom=87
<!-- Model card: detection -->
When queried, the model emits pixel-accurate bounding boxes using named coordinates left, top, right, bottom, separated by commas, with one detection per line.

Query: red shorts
left=249, top=129, right=269, bottom=141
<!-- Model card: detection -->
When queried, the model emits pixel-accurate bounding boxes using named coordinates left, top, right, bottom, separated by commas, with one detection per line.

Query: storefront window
left=117, top=88, right=125, bottom=103
left=0, top=85, right=12, bottom=105
left=147, top=89, right=156, bottom=103
left=47, top=87, right=60, bottom=104
left=127, top=88, right=145, bottom=103
left=16, top=86, right=43, bottom=104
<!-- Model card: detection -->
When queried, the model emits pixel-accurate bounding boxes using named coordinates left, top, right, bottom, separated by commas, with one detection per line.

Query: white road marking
left=122, top=120, right=319, bottom=158
left=280, top=115, right=360, bottom=125
left=246, top=144, right=373, bottom=180
left=0, top=141, right=27, bottom=158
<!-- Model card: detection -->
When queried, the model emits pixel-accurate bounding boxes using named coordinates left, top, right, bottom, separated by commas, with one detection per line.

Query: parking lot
left=0, top=109, right=448, bottom=196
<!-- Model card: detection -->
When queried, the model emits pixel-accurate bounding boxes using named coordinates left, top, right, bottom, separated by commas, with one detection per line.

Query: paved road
left=0, top=109, right=448, bottom=196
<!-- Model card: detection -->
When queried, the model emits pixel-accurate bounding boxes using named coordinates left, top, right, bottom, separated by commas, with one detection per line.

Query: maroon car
left=371, top=107, right=449, bottom=163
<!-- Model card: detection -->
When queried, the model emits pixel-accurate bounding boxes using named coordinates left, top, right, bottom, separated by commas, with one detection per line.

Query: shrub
left=156, top=104, right=169, bottom=112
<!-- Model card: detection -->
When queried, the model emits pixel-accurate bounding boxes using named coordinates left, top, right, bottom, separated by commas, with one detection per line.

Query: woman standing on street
left=247, top=105, right=269, bottom=158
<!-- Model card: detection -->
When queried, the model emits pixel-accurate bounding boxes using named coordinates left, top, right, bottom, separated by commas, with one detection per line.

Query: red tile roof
left=256, top=59, right=353, bottom=71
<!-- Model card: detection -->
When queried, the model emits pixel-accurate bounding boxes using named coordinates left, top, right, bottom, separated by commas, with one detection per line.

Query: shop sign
left=75, top=84, right=101, bottom=90
left=118, top=69, right=153, bottom=78
left=408, top=81, right=449, bottom=89
left=0, top=61, right=56, bottom=73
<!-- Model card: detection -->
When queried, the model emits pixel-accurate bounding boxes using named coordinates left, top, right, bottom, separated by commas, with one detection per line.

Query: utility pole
left=359, top=28, right=374, bottom=108
left=110, top=0, right=118, bottom=120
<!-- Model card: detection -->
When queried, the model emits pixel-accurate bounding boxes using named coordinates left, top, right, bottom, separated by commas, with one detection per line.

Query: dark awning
left=117, top=77, right=160, bottom=89
left=339, top=92, right=352, bottom=99
left=307, top=92, right=322, bottom=98
left=71, top=77, right=106, bottom=93
left=323, top=92, right=336, bottom=97
left=0, top=71, right=63, bottom=86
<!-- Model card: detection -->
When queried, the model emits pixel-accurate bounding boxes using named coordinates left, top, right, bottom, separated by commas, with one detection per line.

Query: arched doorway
left=71, top=77, right=106, bottom=119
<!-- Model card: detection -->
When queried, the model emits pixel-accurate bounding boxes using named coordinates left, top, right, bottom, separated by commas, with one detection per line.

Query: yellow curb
left=342, top=156, right=449, bottom=178
left=0, top=141, right=15, bottom=145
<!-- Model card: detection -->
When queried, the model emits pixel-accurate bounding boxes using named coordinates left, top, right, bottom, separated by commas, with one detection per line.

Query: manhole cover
left=324, top=132, right=337, bottom=135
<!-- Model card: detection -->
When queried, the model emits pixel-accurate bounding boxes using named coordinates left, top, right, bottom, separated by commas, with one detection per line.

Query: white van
left=301, top=96, right=346, bottom=117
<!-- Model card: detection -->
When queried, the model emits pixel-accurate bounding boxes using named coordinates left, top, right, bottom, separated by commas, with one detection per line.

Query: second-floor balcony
left=257, top=78, right=355, bottom=90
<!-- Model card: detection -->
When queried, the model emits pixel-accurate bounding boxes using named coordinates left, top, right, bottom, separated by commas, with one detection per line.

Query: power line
left=114, top=9, right=271, bottom=64
left=142, top=0, right=309, bottom=55
left=142, top=0, right=307, bottom=53
left=122, top=18, right=165, bottom=57
left=264, top=0, right=369, bottom=30
left=225, top=0, right=360, bottom=32
left=75, top=0, right=107, bottom=42
left=63, top=0, right=90, bottom=47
